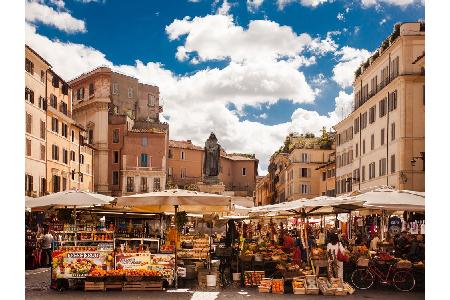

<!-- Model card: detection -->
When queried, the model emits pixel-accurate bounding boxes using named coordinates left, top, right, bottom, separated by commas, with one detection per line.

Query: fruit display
left=88, top=269, right=107, bottom=277
left=160, top=244, right=174, bottom=253
left=178, top=235, right=209, bottom=259
left=305, top=275, right=320, bottom=295
left=292, top=277, right=306, bottom=294
left=258, top=278, right=272, bottom=293
left=124, top=269, right=161, bottom=277
left=311, top=247, right=327, bottom=260
left=244, top=271, right=265, bottom=286
left=271, top=279, right=284, bottom=294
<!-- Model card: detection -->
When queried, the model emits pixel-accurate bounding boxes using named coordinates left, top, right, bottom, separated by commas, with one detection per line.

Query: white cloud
left=379, top=18, right=387, bottom=25
left=25, top=0, right=86, bottom=33
left=247, top=0, right=264, bottom=11
left=332, top=46, right=371, bottom=88
left=361, top=0, right=422, bottom=7
left=217, top=0, right=232, bottom=15
left=308, top=31, right=340, bottom=56
left=277, top=0, right=328, bottom=10
left=311, top=73, right=327, bottom=87
left=49, top=0, right=65, bottom=8
left=337, top=13, right=344, bottom=21
left=259, top=113, right=268, bottom=119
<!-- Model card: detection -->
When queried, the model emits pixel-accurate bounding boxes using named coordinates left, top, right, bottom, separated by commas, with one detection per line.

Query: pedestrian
left=369, top=233, right=380, bottom=251
left=394, top=231, right=410, bottom=258
left=326, top=232, right=348, bottom=279
left=40, top=226, right=53, bottom=268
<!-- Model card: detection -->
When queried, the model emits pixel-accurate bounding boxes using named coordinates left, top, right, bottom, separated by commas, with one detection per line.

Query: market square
left=22, top=1, right=428, bottom=299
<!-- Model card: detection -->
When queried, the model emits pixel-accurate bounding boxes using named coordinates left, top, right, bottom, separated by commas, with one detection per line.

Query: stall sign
left=115, top=253, right=152, bottom=270
left=52, top=251, right=111, bottom=279
left=149, top=254, right=175, bottom=279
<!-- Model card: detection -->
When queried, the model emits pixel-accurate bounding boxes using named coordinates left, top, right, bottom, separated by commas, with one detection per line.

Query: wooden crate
left=292, top=277, right=306, bottom=294
left=122, top=281, right=163, bottom=291
left=258, top=287, right=271, bottom=293
left=84, top=281, right=105, bottom=292
left=305, top=275, right=319, bottom=295
left=104, top=281, right=123, bottom=290
left=334, top=289, right=347, bottom=296
left=271, top=279, right=284, bottom=294
left=343, top=282, right=355, bottom=295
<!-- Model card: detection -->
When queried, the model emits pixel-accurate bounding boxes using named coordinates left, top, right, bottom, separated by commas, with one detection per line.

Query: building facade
left=317, top=152, right=336, bottom=197
left=255, top=175, right=270, bottom=206
left=334, top=22, right=425, bottom=194
left=167, top=139, right=259, bottom=196
left=69, top=67, right=168, bottom=195
left=25, top=46, right=50, bottom=197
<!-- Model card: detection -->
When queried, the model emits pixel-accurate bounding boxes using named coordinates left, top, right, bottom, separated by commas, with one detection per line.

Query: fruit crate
left=271, top=278, right=284, bottom=294
left=84, top=281, right=105, bottom=292
left=305, top=275, right=319, bottom=295
left=317, top=277, right=336, bottom=296
left=104, top=281, right=123, bottom=290
left=258, top=278, right=272, bottom=293
left=122, top=281, right=163, bottom=291
left=292, top=277, right=306, bottom=294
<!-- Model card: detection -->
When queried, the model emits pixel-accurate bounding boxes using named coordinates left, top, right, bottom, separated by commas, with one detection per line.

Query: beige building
left=316, top=152, right=336, bottom=197
left=167, top=139, right=259, bottom=196
left=69, top=67, right=167, bottom=195
left=255, top=174, right=270, bottom=206
left=334, top=22, right=425, bottom=194
left=25, top=46, right=50, bottom=197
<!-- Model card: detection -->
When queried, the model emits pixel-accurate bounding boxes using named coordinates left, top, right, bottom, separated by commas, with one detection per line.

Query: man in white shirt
left=369, top=234, right=380, bottom=251
left=40, top=227, right=53, bottom=267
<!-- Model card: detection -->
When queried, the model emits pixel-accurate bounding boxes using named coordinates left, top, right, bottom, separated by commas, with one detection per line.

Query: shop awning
left=113, top=189, right=231, bottom=213
left=353, top=188, right=425, bottom=211
left=25, top=190, right=114, bottom=210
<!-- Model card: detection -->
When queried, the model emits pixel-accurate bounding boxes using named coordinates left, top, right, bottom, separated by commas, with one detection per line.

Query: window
left=25, top=174, right=34, bottom=194
left=353, top=168, right=360, bottom=182
left=126, top=177, right=134, bottom=192
left=181, top=151, right=186, bottom=160
left=391, top=123, right=396, bottom=141
left=361, top=166, right=366, bottom=182
left=79, top=154, right=84, bottom=164
left=362, top=140, right=366, bottom=154
left=60, top=102, right=68, bottom=115
left=322, top=172, right=326, bottom=181
left=112, top=128, right=119, bottom=143
left=40, top=144, right=45, bottom=161
left=381, top=65, right=389, bottom=86
left=388, top=90, right=398, bottom=112
left=369, top=105, right=376, bottom=124
left=140, top=153, right=148, bottom=167
left=39, top=96, right=46, bottom=110
left=52, top=144, right=59, bottom=161
left=361, top=112, right=368, bottom=130
left=71, top=130, right=75, bottom=142
left=25, top=58, right=34, bottom=74
left=391, top=155, right=396, bottom=173
left=371, top=134, right=375, bottom=150
left=349, top=150, right=353, bottom=163
left=62, top=177, right=67, bottom=191
left=50, top=94, right=57, bottom=108
left=26, top=113, right=32, bottom=134
left=62, top=148, right=68, bottom=164
left=61, top=123, right=68, bottom=138
left=40, top=70, right=45, bottom=83
left=25, top=87, right=34, bottom=104
left=140, top=177, right=148, bottom=192
left=153, top=178, right=161, bottom=192
left=168, top=149, right=173, bottom=159
left=40, top=178, right=46, bottom=196
left=354, top=117, right=360, bottom=134
left=62, top=83, right=69, bottom=96
left=71, top=170, right=75, bottom=180
left=242, top=168, right=247, bottom=176
left=113, top=151, right=119, bottom=163
left=80, top=173, right=84, bottom=183
left=53, top=175, right=60, bottom=192
left=301, top=168, right=310, bottom=178
left=26, top=139, right=31, bottom=156
left=355, top=143, right=359, bottom=157
left=127, top=87, right=133, bottom=98
left=52, top=75, right=59, bottom=88
left=362, top=84, right=369, bottom=102
left=369, top=162, right=376, bottom=179
left=371, top=75, right=378, bottom=94
left=76, top=87, right=85, bottom=100
left=379, top=98, right=387, bottom=118
left=379, top=158, right=387, bottom=176
left=301, top=153, right=309, bottom=163
left=112, top=83, right=119, bottom=95
left=51, top=117, right=58, bottom=133
left=391, top=56, right=400, bottom=78
left=89, top=83, right=95, bottom=96
left=381, top=128, right=385, bottom=145
left=300, top=184, right=310, bottom=194
left=181, top=168, right=187, bottom=178
left=148, top=94, right=156, bottom=106
left=141, top=137, right=148, bottom=147
left=88, top=129, right=94, bottom=144
left=336, top=134, right=341, bottom=146
left=70, top=150, right=75, bottom=161
left=112, top=171, right=119, bottom=185
left=168, top=167, right=173, bottom=177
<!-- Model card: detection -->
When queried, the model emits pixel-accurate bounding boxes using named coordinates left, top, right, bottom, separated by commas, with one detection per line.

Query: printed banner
left=115, top=253, right=152, bottom=270
left=52, top=250, right=113, bottom=279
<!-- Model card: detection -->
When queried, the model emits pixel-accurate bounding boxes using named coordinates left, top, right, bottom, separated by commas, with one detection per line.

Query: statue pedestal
left=197, top=181, right=225, bottom=195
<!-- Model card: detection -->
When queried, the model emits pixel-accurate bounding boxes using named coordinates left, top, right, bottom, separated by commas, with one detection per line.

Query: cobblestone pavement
left=25, top=268, right=425, bottom=300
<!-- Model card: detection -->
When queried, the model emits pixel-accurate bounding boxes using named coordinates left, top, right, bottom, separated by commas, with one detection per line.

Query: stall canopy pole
left=381, top=210, right=386, bottom=241
left=174, top=204, right=178, bottom=289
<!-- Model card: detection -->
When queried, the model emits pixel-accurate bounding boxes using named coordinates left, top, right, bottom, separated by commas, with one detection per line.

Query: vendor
left=282, top=231, right=294, bottom=253
left=407, top=234, right=425, bottom=262
left=394, top=231, right=410, bottom=258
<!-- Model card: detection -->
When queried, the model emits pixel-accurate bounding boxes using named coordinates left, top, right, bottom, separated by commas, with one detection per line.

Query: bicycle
left=351, top=256, right=415, bottom=292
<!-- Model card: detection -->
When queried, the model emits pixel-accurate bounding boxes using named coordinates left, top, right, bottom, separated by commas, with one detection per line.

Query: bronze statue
left=203, top=132, right=220, bottom=178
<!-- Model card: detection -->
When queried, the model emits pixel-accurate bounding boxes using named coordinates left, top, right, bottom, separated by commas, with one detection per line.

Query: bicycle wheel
left=351, top=268, right=374, bottom=290
left=392, top=270, right=415, bottom=292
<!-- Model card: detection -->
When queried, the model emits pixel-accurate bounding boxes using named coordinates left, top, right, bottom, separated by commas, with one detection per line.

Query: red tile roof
left=169, top=140, right=203, bottom=151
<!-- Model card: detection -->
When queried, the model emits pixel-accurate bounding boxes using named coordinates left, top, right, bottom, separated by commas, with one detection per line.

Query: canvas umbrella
left=353, top=188, right=425, bottom=211
left=25, top=190, right=114, bottom=210
left=114, top=189, right=231, bottom=288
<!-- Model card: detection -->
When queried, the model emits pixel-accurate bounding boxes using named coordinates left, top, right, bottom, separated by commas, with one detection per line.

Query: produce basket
left=317, top=277, right=336, bottom=296
left=258, top=278, right=272, bottom=293
left=396, top=260, right=413, bottom=269
left=305, top=275, right=319, bottom=295
left=357, top=258, right=370, bottom=267
left=292, top=277, right=306, bottom=294
left=271, top=278, right=284, bottom=294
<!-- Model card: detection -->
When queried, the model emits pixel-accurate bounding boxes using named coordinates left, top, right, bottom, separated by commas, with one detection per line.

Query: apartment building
left=109, top=115, right=168, bottom=196
left=68, top=124, right=95, bottom=192
left=70, top=67, right=167, bottom=195
left=255, top=175, right=270, bottom=206
left=334, top=22, right=425, bottom=194
left=25, top=46, right=50, bottom=197
left=167, top=139, right=259, bottom=195
left=316, top=152, right=336, bottom=197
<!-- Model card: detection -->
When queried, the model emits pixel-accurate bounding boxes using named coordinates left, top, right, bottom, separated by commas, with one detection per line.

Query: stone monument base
left=197, top=182, right=225, bottom=195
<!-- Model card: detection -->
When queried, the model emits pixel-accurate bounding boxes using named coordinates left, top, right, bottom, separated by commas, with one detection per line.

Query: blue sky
left=25, top=0, right=424, bottom=173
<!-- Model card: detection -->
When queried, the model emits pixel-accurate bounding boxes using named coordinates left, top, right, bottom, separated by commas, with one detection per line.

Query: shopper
left=407, top=234, right=425, bottom=262
left=326, top=232, right=347, bottom=279
left=369, top=233, right=380, bottom=251
left=394, top=231, right=410, bottom=258
left=40, top=226, right=53, bottom=268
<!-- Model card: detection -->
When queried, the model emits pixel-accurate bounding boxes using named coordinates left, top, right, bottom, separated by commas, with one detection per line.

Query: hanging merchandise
left=410, top=221, right=419, bottom=235
left=356, top=217, right=363, bottom=227
left=420, top=221, right=425, bottom=235
left=388, top=216, right=402, bottom=237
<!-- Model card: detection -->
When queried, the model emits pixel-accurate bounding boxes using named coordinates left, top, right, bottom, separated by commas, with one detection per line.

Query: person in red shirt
left=282, top=232, right=295, bottom=253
